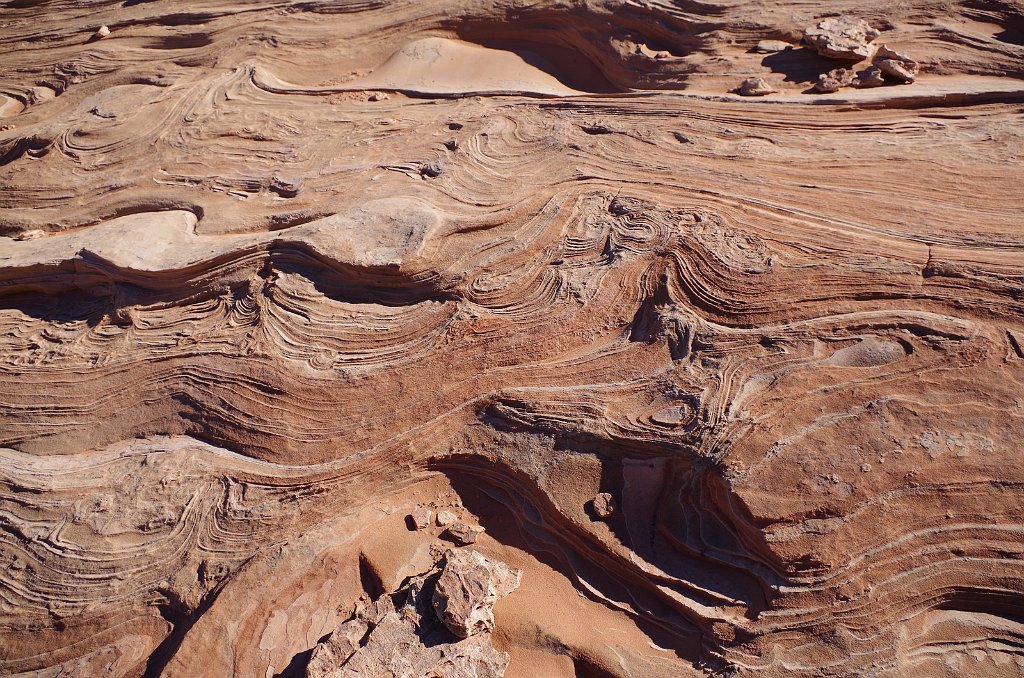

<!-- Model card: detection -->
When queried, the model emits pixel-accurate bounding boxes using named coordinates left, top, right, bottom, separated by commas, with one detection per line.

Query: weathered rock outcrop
left=1, top=1, right=1023, bottom=677
left=803, top=16, right=880, bottom=60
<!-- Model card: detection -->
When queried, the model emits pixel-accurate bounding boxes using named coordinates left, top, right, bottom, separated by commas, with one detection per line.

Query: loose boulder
left=755, top=40, right=791, bottom=54
left=738, top=77, right=776, bottom=96
left=432, top=549, right=522, bottom=639
left=410, top=507, right=432, bottom=530
left=436, top=510, right=458, bottom=527
left=306, top=551, right=519, bottom=677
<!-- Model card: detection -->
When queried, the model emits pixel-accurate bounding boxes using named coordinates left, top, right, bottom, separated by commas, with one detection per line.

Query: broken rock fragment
left=738, top=77, right=775, bottom=96
left=436, top=509, right=458, bottom=527
left=852, top=65, right=886, bottom=88
left=873, top=45, right=919, bottom=83
left=410, top=507, right=432, bottom=530
left=813, top=68, right=854, bottom=93
left=305, top=616, right=370, bottom=677
left=432, top=549, right=522, bottom=639
left=446, top=522, right=483, bottom=545
left=307, top=556, right=513, bottom=678
left=592, top=492, right=617, bottom=518
left=803, top=17, right=880, bottom=60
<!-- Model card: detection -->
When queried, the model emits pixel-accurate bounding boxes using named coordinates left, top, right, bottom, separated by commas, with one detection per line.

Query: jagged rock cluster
left=306, top=549, right=520, bottom=677
left=740, top=16, right=921, bottom=96
left=1, top=1, right=1023, bottom=677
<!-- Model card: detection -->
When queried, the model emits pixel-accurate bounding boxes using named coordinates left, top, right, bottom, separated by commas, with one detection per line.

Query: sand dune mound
left=349, top=37, right=586, bottom=97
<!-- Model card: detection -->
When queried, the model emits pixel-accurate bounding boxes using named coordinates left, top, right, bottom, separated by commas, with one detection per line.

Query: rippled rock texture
left=1, top=1, right=1024, bottom=677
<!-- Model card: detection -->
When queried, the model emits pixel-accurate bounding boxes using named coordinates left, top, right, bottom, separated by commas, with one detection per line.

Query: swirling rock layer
left=1, top=1, right=1023, bottom=677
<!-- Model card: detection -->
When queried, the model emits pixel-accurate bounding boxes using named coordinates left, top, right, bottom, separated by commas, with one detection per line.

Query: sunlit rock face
left=1, top=2, right=1023, bottom=677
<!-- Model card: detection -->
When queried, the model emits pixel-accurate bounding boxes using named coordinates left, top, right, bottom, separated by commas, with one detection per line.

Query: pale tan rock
left=852, top=65, right=886, bottom=88
left=94, top=25, right=110, bottom=40
left=873, top=45, right=920, bottom=83
left=803, top=17, right=880, bottom=60
left=755, top=40, right=791, bottom=54
left=436, top=510, right=458, bottom=527
left=305, top=618, right=369, bottom=677
left=432, top=549, right=521, bottom=639
left=738, top=77, right=775, bottom=96
left=812, top=68, right=854, bottom=93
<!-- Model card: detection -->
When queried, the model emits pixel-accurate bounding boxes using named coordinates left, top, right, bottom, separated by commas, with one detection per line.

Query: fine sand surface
left=1, top=1, right=1023, bottom=677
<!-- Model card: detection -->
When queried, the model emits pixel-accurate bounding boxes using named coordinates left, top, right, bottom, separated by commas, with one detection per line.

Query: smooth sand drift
left=0, top=93, right=23, bottom=118
left=349, top=37, right=584, bottom=97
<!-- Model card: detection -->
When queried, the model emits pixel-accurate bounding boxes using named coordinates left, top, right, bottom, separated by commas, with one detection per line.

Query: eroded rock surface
left=803, top=16, right=881, bottom=60
left=1, top=1, right=1024, bottom=677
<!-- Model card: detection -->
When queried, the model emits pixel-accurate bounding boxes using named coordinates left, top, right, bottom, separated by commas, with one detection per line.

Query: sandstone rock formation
left=803, top=16, right=880, bottom=60
left=1, top=1, right=1024, bottom=677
